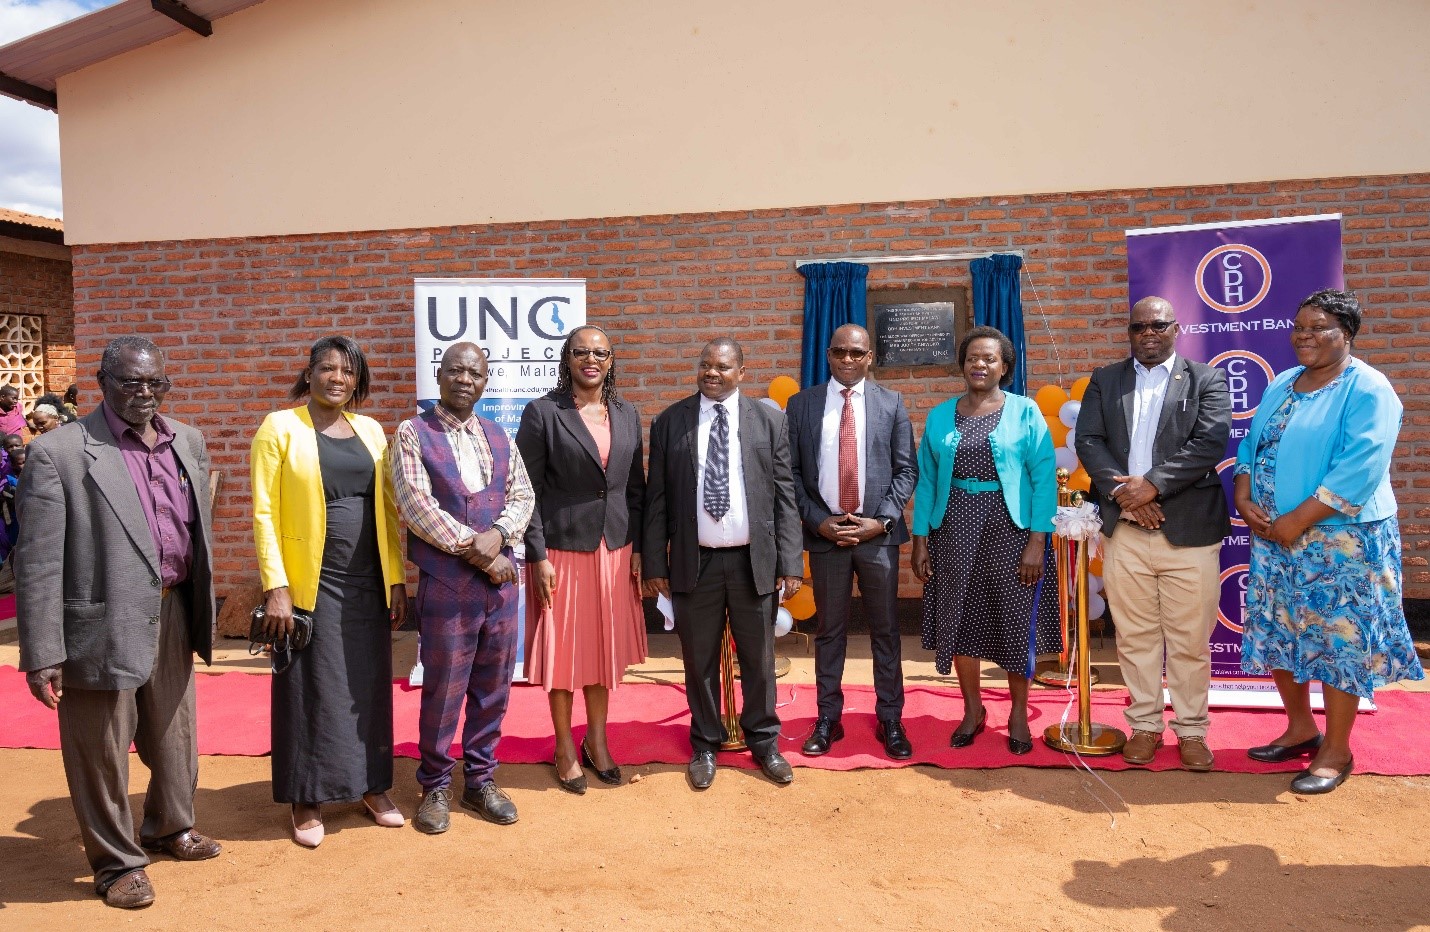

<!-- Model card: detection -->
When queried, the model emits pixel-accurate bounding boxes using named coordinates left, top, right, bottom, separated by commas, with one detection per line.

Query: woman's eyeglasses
left=568, top=348, right=613, bottom=361
left=1127, top=321, right=1176, bottom=335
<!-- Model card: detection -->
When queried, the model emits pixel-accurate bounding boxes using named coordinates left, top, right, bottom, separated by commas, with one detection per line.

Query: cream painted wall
left=56, top=0, right=1430, bottom=245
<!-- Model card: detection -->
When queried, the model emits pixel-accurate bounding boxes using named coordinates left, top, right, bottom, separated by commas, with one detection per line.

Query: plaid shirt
left=390, top=405, right=534, bottom=554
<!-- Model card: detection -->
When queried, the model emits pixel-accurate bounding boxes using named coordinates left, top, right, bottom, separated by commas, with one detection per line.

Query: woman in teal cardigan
left=1234, top=289, right=1422, bottom=795
left=911, top=326, right=1060, bottom=755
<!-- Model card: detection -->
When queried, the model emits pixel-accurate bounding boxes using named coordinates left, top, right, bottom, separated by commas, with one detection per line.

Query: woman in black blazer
left=515, top=325, right=646, bottom=794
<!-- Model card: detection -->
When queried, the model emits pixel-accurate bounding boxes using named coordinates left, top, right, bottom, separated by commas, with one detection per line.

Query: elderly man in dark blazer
left=16, top=336, right=220, bottom=909
left=1075, top=296, right=1232, bottom=772
left=785, top=324, right=918, bottom=759
left=644, top=337, right=805, bottom=789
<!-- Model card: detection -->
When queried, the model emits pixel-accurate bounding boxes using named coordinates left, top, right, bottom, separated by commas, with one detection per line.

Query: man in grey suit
left=1075, top=297, right=1232, bottom=772
left=644, top=337, right=805, bottom=789
left=786, top=324, right=917, bottom=759
left=16, top=336, right=220, bottom=909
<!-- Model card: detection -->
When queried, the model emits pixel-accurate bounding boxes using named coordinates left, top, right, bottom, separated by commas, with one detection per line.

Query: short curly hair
left=957, top=326, right=1017, bottom=388
left=1299, top=289, right=1361, bottom=340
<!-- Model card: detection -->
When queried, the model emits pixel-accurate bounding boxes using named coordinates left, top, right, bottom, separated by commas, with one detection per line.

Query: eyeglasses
left=828, top=348, right=870, bottom=361
left=1127, top=320, right=1176, bottom=334
left=568, top=348, right=613, bottom=361
left=101, top=371, right=172, bottom=395
left=1291, top=325, right=1344, bottom=337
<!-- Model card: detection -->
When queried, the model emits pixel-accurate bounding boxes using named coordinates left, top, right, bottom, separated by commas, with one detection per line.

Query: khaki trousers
left=1102, top=527, right=1221, bottom=739
left=56, top=590, right=198, bottom=892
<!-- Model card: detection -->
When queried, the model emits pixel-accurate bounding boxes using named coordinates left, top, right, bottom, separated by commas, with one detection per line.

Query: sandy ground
left=1, top=634, right=1428, bottom=931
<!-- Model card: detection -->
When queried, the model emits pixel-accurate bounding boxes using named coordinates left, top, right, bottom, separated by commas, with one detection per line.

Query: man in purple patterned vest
left=391, top=343, right=534, bottom=834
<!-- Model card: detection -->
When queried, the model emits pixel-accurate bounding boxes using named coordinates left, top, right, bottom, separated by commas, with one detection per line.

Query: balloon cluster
left=1034, top=377, right=1108, bottom=619
left=765, top=376, right=815, bottom=633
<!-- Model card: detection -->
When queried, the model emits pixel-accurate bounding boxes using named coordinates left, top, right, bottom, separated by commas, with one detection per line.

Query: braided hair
left=553, top=325, right=623, bottom=409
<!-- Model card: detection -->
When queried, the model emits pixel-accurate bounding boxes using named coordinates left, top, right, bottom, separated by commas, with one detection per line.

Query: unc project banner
left=1125, top=215, right=1343, bottom=705
left=414, top=278, right=587, bottom=680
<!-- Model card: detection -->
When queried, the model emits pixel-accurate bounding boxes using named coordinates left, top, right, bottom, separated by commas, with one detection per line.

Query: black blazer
left=785, top=380, right=917, bottom=552
left=642, top=392, right=804, bottom=596
left=516, top=392, right=645, bottom=562
left=1074, top=356, right=1232, bottom=547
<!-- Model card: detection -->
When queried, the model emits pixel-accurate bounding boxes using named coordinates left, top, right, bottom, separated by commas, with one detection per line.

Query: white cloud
left=0, top=1, right=117, bottom=219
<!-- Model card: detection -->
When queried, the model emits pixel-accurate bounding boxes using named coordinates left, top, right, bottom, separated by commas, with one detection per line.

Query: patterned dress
left=1240, top=383, right=1424, bottom=699
left=920, top=407, right=1061, bottom=677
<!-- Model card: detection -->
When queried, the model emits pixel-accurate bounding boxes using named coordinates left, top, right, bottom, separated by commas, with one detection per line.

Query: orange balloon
left=1089, top=555, right=1104, bottom=577
left=784, top=585, right=816, bottom=621
left=802, top=551, right=811, bottom=579
left=1070, top=376, right=1091, bottom=402
left=1045, top=415, right=1069, bottom=448
left=768, top=376, right=800, bottom=409
left=1034, top=384, right=1069, bottom=417
left=1068, top=467, right=1092, bottom=492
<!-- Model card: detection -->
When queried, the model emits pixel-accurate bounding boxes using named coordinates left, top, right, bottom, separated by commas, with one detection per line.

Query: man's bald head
left=1128, top=296, right=1177, bottom=367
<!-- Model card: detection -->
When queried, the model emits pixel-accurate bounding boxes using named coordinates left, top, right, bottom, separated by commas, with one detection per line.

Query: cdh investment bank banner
left=414, top=278, right=587, bottom=679
left=1124, top=215, right=1343, bottom=706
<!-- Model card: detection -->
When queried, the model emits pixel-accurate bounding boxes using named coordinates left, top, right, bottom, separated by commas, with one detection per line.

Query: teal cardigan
left=913, top=393, right=1057, bottom=535
left=1234, top=358, right=1401, bottom=526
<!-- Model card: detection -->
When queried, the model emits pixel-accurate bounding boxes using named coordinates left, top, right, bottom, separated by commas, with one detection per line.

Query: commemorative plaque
left=872, top=302, right=957, bottom=367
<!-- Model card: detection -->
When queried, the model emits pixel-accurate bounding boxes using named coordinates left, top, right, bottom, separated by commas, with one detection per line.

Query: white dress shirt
left=1128, top=353, right=1177, bottom=478
left=818, top=378, right=866, bottom=514
left=696, top=392, right=749, bottom=547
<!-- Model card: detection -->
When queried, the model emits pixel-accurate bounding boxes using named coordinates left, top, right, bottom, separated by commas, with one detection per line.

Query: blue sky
left=0, top=0, right=116, bottom=219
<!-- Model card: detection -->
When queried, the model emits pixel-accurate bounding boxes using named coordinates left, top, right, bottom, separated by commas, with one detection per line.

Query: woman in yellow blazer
left=251, top=335, right=407, bottom=847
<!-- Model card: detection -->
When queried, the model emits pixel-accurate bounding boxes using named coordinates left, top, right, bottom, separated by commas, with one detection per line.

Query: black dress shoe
left=801, top=717, right=845, bottom=756
left=1007, top=736, right=1034, bottom=755
left=757, top=750, right=794, bottom=785
left=1248, top=733, right=1323, bottom=763
left=553, top=755, right=588, bottom=795
left=581, top=740, right=622, bottom=785
left=949, top=709, right=987, bottom=749
left=460, top=782, right=518, bottom=824
left=687, top=750, right=717, bottom=790
left=876, top=719, right=913, bottom=760
left=1289, top=756, right=1354, bottom=795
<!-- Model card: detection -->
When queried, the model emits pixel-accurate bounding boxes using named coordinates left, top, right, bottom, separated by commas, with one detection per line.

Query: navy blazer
left=785, top=380, right=917, bottom=551
left=516, top=391, right=645, bottom=562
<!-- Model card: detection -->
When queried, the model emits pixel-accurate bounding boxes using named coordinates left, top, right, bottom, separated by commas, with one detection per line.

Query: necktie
left=838, top=388, right=860, bottom=514
left=703, top=403, right=731, bottom=520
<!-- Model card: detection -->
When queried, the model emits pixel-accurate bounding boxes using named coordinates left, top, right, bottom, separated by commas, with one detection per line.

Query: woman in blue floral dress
left=1234, top=289, right=1423, bottom=795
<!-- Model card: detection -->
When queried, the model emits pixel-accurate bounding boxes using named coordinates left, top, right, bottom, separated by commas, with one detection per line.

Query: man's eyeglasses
left=1127, top=320, right=1176, bottom=335
left=568, top=348, right=613, bottom=361
left=101, top=371, right=172, bottom=395
left=828, top=348, right=870, bottom=361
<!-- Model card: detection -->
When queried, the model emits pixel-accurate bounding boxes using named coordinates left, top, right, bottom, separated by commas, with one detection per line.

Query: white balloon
left=773, top=607, right=794, bottom=637
left=1087, top=591, right=1107, bottom=619
left=1054, top=446, right=1079, bottom=472
left=1064, top=426, right=1076, bottom=449
left=760, top=397, right=782, bottom=411
left=1059, top=400, right=1081, bottom=428
left=1087, top=574, right=1103, bottom=594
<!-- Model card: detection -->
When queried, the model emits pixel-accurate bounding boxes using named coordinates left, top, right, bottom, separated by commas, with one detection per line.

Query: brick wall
left=0, top=249, right=75, bottom=402
left=69, top=173, right=1430, bottom=600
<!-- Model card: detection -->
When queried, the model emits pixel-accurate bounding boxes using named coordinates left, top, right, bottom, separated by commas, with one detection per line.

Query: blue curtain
left=797, top=261, right=868, bottom=388
left=970, top=253, right=1028, bottom=396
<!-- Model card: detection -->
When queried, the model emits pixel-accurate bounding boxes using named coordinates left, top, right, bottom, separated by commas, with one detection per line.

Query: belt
left=950, top=477, right=1001, bottom=494
left=699, top=544, right=750, bottom=554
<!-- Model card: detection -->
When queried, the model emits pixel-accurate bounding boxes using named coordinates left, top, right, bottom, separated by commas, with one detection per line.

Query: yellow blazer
left=250, top=406, right=405, bottom=612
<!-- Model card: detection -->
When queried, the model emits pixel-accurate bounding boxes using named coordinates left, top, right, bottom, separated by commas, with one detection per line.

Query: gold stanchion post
left=718, top=624, right=746, bottom=751
left=1034, top=468, right=1099, bottom=688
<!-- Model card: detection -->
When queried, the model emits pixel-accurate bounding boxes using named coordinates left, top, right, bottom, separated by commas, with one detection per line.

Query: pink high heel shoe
left=362, top=793, right=405, bottom=828
left=291, top=805, right=324, bottom=848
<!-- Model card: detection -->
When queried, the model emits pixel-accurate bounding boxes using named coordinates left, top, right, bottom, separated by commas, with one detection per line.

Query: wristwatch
left=878, top=517, right=895, bottom=535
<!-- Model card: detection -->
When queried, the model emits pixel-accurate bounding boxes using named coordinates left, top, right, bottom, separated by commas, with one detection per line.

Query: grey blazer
left=15, top=408, right=216, bottom=690
left=642, top=392, right=804, bottom=595
left=785, top=380, right=917, bottom=551
left=1074, top=356, right=1232, bottom=547
left=516, top=391, right=645, bottom=562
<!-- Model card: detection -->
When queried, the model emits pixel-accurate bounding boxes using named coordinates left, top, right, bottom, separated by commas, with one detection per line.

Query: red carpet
left=1, top=666, right=1426, bottom=775
left=0, top=593, right=14, bottom=621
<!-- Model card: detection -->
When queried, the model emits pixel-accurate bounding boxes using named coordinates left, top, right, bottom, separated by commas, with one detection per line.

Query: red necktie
left=838, top=388, right=860, bottom=514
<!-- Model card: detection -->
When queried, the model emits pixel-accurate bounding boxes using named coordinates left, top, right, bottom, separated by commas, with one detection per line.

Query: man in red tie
left=785, top=325, right=919, bottom=759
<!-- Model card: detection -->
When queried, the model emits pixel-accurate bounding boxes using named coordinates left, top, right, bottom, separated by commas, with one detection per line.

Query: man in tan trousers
left=1075, top=297, right=1232, bottom=771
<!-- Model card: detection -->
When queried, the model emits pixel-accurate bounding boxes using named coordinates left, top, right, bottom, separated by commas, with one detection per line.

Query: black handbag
left=248, top=605, right=314, bottom=674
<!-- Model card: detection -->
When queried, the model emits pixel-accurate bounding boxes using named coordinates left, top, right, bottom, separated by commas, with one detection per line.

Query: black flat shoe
left=950, top=709, right=987, bottom=749
left=1007, top=736, right=1034, bottom=755
left=1248, top=733, right=1324, bottom=763
left=581, top=740, right=622, bottom=786
left=1289, top=756, right=1353, bottom=795
left=553, top=755, right=587, bottom=795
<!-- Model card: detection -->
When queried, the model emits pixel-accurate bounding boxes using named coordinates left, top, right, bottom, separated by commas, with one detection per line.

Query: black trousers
left=809, top=543, right=904, bottom=722
left=672, top=546, right=780, bottom=757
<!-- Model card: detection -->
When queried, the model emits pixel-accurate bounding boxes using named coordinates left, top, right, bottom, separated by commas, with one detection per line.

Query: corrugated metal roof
left=0, top=0, right=268, bottom=105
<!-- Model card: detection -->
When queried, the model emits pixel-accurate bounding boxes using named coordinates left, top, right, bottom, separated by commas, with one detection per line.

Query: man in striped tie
left=643, top=338, right=805, bottom=789
left=785, top=325, right=919, bottom=759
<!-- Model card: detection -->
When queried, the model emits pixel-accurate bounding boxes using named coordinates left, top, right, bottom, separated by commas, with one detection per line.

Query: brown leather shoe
left=103, top=869, right=155, bottom=909
left=141, top=829, right=222, bottom=861
left=1178, top=736, right=1215, bottom=772
left=1122, top=730, right=1164, bottom=765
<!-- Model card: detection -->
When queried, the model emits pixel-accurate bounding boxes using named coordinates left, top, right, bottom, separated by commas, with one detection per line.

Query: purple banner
left=1125, top=215, right=1343, bottom=692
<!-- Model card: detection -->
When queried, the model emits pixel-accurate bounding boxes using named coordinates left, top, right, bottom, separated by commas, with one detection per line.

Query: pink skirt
left=524, top=541, right=647, bottom=691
